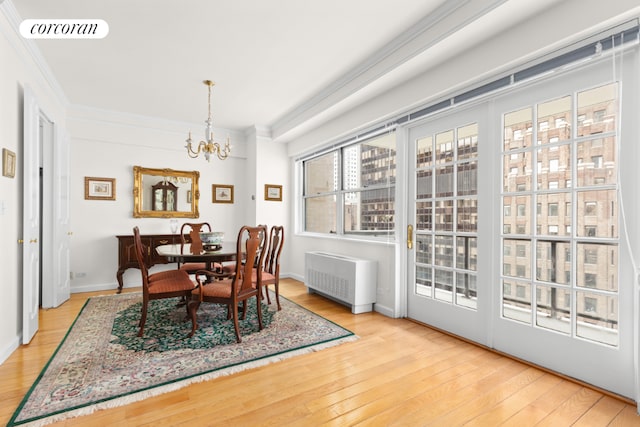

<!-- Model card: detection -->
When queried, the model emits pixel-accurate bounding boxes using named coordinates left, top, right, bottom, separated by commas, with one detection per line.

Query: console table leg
left=116, top=269, right=124, bottom=293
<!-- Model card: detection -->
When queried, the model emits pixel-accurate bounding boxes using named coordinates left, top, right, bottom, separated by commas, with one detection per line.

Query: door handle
left=407, top=224, right=413, bottom=249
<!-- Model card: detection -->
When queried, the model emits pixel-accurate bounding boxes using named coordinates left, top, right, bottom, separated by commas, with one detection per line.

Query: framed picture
left=264, top=184, right=282, bottom=201
left=212, top=184, right=234, bottom=204
left=2, top=148, right=16, bottom=178
left=84, top=177, right=116, bottom=200
left=187, top=190, right=192, bottom=203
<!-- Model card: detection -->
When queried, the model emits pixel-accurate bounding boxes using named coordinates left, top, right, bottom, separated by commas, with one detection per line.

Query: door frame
left=22, top=85, right=70, bottom=344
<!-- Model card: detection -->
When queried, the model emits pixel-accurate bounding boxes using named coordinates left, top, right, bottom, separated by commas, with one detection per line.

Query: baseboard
left=372, top=303, right=395, bottom=318
left=284, top=272, right=304, bottom=282
left=71, top=282, right=127, bottom=294
left=0, top=334, right=20, bottom=366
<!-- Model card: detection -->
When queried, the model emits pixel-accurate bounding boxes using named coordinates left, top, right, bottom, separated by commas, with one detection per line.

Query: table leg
left=116, top=269, right=125, bottom=293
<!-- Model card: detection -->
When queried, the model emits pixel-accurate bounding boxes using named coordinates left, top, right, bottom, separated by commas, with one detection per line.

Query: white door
left=491, top=56, right=635, bottom=399
left=406, top=54, right=637, bottom=399
left=22, top=85, right=40, bottom=344
left=407, top=103, right=490, bottom=345
left=51, top=126, right=71, bottom=307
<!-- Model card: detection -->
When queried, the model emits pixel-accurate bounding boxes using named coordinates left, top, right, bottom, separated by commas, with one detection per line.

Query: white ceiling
left=10, top=0, right=561, bottom=142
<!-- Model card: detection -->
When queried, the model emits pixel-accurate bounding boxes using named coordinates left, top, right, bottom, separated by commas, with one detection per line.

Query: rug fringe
left=18, top=335, right=358, bottom=427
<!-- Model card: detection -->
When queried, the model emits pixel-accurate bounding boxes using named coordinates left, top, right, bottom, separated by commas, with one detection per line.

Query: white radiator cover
left=304, top=251, right=377, bottom=314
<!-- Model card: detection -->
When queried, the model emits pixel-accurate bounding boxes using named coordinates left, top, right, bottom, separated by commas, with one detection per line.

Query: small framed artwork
left=84, top=177, right=116, bottom=200
left=212, top=184, right=234, bottom=204
left=187, top=190, right=192, bottom=203
left=264, top=184, right=282, bottom=201
left=2, top=148, right=16, bottom=178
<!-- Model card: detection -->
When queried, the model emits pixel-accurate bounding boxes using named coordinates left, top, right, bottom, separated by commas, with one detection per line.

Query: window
left=501, top=83, right=620, bottom=346
left=584, top=296, right=598, bottom=312
left=592, top=155, right=603, bottom=168
left=584, top=249, right=598, bottom=264
left=593, top=109, right=606, bottom=122
left=302, top=132, right=396, bottom=237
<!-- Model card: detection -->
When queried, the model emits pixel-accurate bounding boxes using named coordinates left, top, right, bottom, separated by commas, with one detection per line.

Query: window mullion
left=337, top=148, right=344, bottom=236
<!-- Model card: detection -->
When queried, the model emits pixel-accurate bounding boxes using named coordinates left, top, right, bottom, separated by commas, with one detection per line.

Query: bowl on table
left=199, top=232, right=224, bottom=252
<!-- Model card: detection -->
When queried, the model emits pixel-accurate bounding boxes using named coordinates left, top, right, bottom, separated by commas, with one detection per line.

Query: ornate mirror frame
left=133, top=166, right=200, bottom=218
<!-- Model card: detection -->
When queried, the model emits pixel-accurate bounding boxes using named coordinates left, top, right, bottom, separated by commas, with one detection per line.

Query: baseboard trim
left=0, top=335, right=20, bottom=366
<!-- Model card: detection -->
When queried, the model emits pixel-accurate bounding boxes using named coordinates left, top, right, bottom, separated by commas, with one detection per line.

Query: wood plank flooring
left=0, top=278, right=638, bottom=426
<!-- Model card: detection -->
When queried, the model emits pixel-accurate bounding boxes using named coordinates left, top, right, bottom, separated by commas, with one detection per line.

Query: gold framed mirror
left=133, top=166, right=200, bottom=218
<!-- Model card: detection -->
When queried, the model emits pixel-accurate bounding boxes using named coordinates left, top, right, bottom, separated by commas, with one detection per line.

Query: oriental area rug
left=8, top=291, right=356, bottom=426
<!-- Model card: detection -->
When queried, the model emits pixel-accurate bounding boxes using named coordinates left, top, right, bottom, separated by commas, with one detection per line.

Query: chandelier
left=185, top=80, right=231, bottom=161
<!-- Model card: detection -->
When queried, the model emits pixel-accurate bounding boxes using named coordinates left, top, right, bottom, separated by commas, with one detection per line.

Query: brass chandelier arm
left=185, top=138, right=231, bottom=161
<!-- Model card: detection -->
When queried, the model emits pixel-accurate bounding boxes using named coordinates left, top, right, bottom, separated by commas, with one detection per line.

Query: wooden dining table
left=155, top=242, right=239, bottom=272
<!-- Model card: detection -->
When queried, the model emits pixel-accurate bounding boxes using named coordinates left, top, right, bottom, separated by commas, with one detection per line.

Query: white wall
left=67, top=109, right=250, bottom=292
left=0, top=2, right=67, bottom=363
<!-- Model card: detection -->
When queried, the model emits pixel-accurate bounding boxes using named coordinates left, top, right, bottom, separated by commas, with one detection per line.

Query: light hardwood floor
left=1, top=278, right=638, bottom=426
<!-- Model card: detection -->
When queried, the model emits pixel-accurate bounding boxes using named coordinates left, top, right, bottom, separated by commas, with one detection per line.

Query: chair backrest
left=233, top=225, right=267, bottom=296
left=132, top=226, right=151, bottom=290
left=264, top=225, right=284, bottom=276
left=180, top=222, right=211, bottom=254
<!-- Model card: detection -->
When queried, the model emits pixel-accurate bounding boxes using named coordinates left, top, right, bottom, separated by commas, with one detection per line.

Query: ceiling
left=10, top=0, right=561, bottom=142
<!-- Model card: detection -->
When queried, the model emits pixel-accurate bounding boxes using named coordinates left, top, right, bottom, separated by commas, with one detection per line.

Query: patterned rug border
left=8, top=291, right=357, bottom=427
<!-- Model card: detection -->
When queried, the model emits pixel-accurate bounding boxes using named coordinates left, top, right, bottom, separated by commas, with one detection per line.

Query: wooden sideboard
left=115, top=233, right=190, bottom=292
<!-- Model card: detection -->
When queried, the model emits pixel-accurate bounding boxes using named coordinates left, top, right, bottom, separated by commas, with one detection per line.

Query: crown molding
left=270, top=0, right=509, bottom=142
left=67, top=103, right=245, bottom=140
left=243, top=125, right=272, bottom=140
left=1, top=0, right=69, bottom=107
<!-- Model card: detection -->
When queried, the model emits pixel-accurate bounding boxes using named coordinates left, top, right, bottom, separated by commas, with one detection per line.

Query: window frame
left=298, top=131, right=397, bottom=241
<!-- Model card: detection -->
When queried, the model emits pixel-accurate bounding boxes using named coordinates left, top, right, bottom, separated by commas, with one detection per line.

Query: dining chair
left=259, top=225, right=284, bottom=310
left=133, top=226, right=195, bottom=337
left=187, top=224, right=267, bottom=342
left=179, top=222, right=221, bottom=274
left=220, top=223, right=268, bottom=275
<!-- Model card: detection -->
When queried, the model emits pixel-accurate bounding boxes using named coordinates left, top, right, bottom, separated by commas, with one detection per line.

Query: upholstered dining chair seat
left=192, top=279, right=233, bottom=298
left=251, top=269, right=275, bottom=285
left=221, top=263, right=236, bottom=274
left=148, top=274, right=195, bottom=294
left=149, top=269, right=190, bottom=282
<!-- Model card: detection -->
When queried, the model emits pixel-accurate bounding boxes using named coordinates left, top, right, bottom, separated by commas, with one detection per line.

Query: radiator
left=304, top=251, right=377, bottom=314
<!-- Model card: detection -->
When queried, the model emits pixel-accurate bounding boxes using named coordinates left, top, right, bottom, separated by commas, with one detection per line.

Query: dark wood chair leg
left=187, top=300, right=201, bottom=337
left=265, top=286, right=272, bottom=305
left=256, top=295, right=263, bottom=330
left=138, top=299, right=149, bottom=337
left=274, top=280, right=281, bottom=311
left=240, top=300, right=248, bottom=320
left=231, top=303, right=242, bottom=343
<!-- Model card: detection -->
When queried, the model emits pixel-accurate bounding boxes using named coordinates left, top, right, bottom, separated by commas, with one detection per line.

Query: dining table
left=155, top=241, right=240, bottom=272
